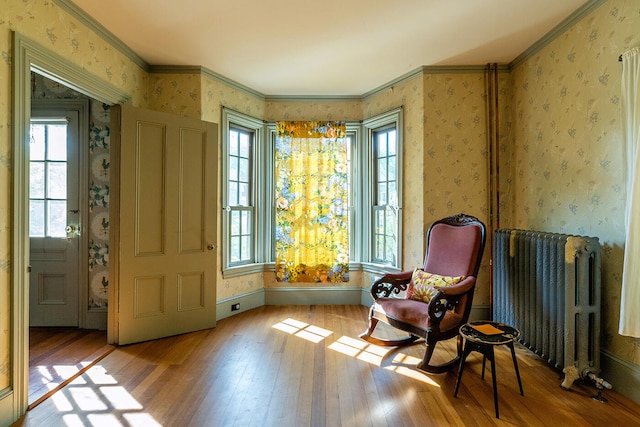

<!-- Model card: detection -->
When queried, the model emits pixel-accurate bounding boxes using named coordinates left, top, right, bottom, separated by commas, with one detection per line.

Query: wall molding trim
left=601, top=349, right=640, bottom=405
left=510, top=0, right=608, bottom=69
left=53, top=0, right=149, bottom=71
left=265, top=287, right=363, bottom=306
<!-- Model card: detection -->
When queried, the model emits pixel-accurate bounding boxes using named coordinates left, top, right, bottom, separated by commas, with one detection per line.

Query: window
left=29, top=119, right=69, bottom=238
left=222, top=108, right=265, bottom=275
left=225, top=108, right=403, bottom=278
left=363, top=108, right=403, bottom=269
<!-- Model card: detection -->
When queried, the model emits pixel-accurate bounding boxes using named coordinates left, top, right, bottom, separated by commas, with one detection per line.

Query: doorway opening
left=27, top=76, right=112, bottom=407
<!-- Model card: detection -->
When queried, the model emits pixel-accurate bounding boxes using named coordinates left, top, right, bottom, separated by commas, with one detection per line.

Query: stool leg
left=481, top=355, right=487, bottom=380
left=454, top=340, right=471, bottom=397
left=489, top=347, right=499, bottom=418
left=509, top=342, right=524, bottom=396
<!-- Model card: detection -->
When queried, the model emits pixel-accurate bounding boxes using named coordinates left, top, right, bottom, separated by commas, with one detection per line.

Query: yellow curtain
left=275, top=121, right=349, bottom=283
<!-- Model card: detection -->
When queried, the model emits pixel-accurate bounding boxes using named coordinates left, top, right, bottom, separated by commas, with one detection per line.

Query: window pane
left=30, top=162, right=45, bottom=198
left=230, top=130, right=239, bottom=156
left=47, top=125, right=67, bottom=161
left=30, top=124, right=46, bottom=160
left=388, top=158, right=396, bottom=181
left=239, top=158, right=249, bottom=182
left=376, top=210, right=385, bottom=234
left=388, top=130, right=397, bottom=155
left=238, top=183, right=249, bottom=206
left=47, top=162, right=67, bottom=199
left=229, top=156, right=238, bottom=181
left=30, top=200, right=45, bottom=237
left=378, top=158, right=387, bottom=181
left=239, top=133, right=250, bottom=157
left=386, top=209, right=397, bottom=236
left=229, top=182, right=238, bottom=206
left=241, top=211, right=250, bottom=233
left=375, top=235, right=384, bottom=260
left=230, top=236, right=240, bottom=262
left=231, top=210, right=240, bottom=235
left=377, top=134, right=387, bottom=157
left=388, top=182, right=397, bottom=206
left=241, top=236, right=251, bottom=260
left=378, top=183, right=387, bottom=205
left=48, top=200, right=67, bottom=237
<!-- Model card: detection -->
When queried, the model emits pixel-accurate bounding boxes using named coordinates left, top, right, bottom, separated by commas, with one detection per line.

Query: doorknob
left=65, top=225, right=79, bottom=240
left=207, top=244, right=216, bottom=250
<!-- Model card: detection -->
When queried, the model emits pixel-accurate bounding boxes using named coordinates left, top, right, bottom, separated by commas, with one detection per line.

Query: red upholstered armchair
left=359, top=213, right=486, bottom=373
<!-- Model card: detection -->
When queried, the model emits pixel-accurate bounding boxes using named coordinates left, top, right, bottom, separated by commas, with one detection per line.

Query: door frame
left=30, top=99, right=89, bottom=328
left=7, top=31, right=130, bottom=423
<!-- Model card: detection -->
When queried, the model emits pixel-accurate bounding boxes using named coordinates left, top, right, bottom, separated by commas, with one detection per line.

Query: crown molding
left=509, top=0, right=607, bottom=69
left=149, top=65, right=266, bottom=100
left=53, top=0, right=149, bottom=71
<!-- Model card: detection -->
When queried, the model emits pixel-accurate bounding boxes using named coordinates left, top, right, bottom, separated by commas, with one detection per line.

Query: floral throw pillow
left=406, top=268, right=465, bottom=303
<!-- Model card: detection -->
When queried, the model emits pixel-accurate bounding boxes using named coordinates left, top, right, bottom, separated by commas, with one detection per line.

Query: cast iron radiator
left=492, top=229, right=601, bottom=376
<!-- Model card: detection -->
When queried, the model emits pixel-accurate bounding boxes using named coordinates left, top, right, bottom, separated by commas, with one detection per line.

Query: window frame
left=221, top=108, right=266, bottom=277
left=229, top=108, right=403, bottom=278
left=362, top=107, right=403, bottom=272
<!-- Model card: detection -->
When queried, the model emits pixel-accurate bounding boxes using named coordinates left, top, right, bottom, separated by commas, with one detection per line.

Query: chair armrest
left=427, top=276, right=476, bottom=331
left=434, top=276, right=476, bottom=296
left=370, top=270, right=413, bottom=300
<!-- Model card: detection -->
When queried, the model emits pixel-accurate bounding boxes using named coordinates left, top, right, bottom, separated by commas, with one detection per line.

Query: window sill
left=222, top=262, right=274, bottom=279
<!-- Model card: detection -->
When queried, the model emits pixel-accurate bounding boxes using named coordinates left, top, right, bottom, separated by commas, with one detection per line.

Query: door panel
left=113, top=105, right=217, bottom=345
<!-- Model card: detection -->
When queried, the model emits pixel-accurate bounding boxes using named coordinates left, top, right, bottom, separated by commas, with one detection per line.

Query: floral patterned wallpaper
left=147, top=73, right=202, bottom=119
left=422, top=72, right=491, bottom=305
left=32, top=74, right=110, bottom=310
left=505, top=0, right=639, bottom=364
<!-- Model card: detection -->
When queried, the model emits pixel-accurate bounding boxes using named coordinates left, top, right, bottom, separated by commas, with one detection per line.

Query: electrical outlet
left=231, top=303, right=240, bottom=311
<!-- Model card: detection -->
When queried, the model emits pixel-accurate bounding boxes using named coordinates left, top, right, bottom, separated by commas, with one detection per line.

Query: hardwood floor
left=14, top=305, right=640, bottom=426
left=28, top=327, right=114, bottom=408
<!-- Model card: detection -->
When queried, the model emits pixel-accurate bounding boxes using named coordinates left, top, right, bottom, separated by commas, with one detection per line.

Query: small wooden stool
left=454, top=321, right=524, bottom=418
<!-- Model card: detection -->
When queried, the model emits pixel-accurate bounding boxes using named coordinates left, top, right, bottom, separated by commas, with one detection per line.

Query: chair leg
left=416, top=335, right=462, bottom=374
left=359, top=316, right=379, bottom=340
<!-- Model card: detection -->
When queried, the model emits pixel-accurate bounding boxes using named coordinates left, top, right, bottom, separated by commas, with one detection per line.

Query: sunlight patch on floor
left=272, top=318, right=333, bottom=343
left=43, top=363, right=162, bottom=426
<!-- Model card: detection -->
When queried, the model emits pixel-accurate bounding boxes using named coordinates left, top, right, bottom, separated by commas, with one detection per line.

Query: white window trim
left=361, top=107, right=403, bottom=272
left=221, top=108, right=266, bottom=277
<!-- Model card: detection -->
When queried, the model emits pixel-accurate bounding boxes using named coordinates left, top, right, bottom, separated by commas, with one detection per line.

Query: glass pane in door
left=29, top=120, right=68, bottom=238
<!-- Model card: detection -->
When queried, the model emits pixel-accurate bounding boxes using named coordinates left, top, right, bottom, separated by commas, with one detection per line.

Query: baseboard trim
left=216, top=289, right=265, bottom=321
left=83, top=310, right=107, bottom=330
left=601, top=349, right=640, bottom=405
left=265, top=287, right=362, bottom=306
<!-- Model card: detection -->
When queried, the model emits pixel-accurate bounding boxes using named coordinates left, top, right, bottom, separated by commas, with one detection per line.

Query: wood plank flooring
left=28, top=327, right=114, bottom=408
left=14, top=305, right=640, bottom=426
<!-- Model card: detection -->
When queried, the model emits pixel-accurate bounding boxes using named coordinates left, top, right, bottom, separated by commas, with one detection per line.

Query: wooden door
left=28, top=107, right=81, bottom=326
left=110, top=105, right=217, bottom=345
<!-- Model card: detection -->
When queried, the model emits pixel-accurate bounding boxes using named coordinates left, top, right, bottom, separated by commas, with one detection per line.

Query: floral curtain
left=275, top=121, right=349, bottom=283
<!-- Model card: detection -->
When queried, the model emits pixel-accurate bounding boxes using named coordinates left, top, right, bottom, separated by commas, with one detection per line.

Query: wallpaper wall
left=505, top=0, right=639, bottom=364
left=32, top=73, right=110, bottom=310
left=422, top=72, right=491, bottom=306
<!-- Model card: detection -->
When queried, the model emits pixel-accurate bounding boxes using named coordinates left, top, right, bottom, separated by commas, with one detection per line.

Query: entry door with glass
left=29, top=109, right=80, bottom=327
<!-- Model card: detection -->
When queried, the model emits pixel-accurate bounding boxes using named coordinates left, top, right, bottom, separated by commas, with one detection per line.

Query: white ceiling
left=70, top=0, right=589, bottom=96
